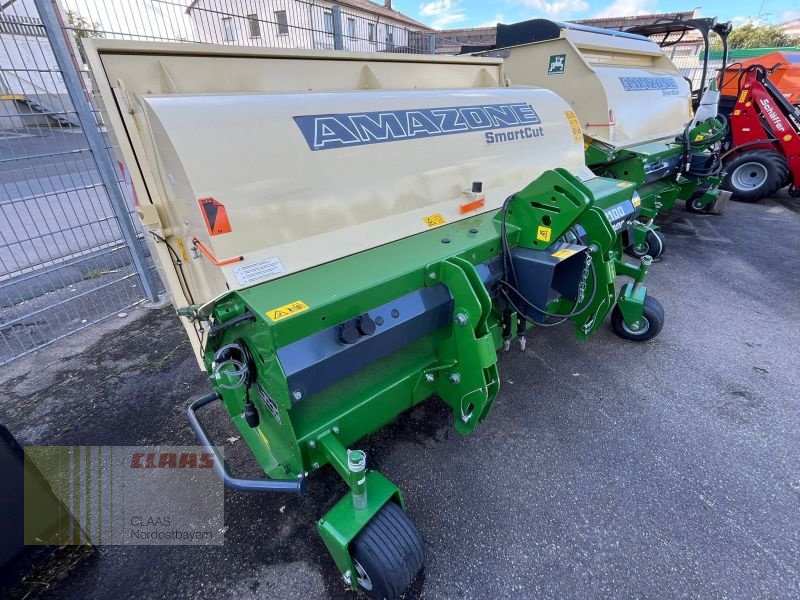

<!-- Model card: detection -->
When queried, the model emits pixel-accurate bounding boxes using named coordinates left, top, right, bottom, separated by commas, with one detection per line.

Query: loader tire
left=722, top=150, right=788, bottom=202
left=351, top=501, right=424, bottom=600
left=611, top=295, right=664, bottom=342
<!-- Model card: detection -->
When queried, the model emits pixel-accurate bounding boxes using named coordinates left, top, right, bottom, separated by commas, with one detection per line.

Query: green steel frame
left=189, top=169, right=655, bottom=592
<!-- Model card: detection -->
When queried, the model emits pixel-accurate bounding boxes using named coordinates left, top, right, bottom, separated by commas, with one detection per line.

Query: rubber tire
left=351, top=502, right=424, bottom=600
left=722, top=150, right=788, bottom=202
left=627, top=230, right=666, bottom=259
left=685, top=193, right=714, bottom=214
left=611, top=295, right=664, bottom=342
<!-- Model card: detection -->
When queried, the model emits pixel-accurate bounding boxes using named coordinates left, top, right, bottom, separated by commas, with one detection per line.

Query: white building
left=0, top=0, right=78, bottom=130
left=186, top=0, right=434, bottom=53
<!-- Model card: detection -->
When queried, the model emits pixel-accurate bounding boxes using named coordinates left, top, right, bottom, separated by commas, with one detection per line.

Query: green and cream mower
left=465, top=19, right=729, bottom=259
left=84, top=40, right=663, bottom=599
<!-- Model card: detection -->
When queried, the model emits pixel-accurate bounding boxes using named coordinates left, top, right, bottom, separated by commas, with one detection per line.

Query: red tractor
left=718, top=64, right=800, bottom=200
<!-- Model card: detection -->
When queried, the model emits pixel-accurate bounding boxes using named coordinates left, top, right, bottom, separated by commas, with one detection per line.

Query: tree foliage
left=726, top=24, right=799, bottom=50
left=66, top=9, right=103, bottom=62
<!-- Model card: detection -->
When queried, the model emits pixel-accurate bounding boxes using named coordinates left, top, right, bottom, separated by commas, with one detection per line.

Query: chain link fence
left=0, top=0, right=435, bottom=365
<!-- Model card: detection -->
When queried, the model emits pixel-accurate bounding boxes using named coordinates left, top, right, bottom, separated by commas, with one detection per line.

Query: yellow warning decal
left=733, top=109, right=741, bottom=116
left=423, top=213, right=446, bottom=228
left=694, top=134, right=705, bottom=141
left=175, top=237, right=190, bottom=262
left=738, top=90, right=748, bottom=103
left=537, top=226, right=552, bottom=243
left=552, top=248, right=578, bottom=260
left=266, top=300, right=309, bottom=322
left=565, top=111, right=583, bottom=143
left=616, top=181, right=633, bottom=188
left=632, top=196, right=641, bottom=208
left=784, top=134, right=793, bottom=142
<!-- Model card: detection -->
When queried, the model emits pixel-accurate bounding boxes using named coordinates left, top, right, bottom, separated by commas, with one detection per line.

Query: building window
left=221, top=16, right=235, bottom=41
left=386, top=26, right=394, bottom=47
left=247, top=14, right=260, bottom=38
left=323, top=9, right=333, bottom=34
left=368, top=22, right=376, bottom=42
left=347, top=17, right=356, bottom=39
left=274, top=10, right=289, bottom=35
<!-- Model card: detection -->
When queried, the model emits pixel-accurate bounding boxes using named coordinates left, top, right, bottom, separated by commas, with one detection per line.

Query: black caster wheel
left=628, top=229, right=665, bottom=259
left=685, top=195, right=714, bottom=213
left=351, top=501, right=424, bottom=599
left=611, top=295, right=664, bottom=342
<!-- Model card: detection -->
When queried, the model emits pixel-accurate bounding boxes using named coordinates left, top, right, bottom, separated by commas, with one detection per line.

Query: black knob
left=338, top=321, right=360, bottom=345
left=357, top=314, right=376, bottom=336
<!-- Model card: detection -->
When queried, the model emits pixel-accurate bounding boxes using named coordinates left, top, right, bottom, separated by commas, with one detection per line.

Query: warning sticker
left=565, top=111, right=583, bottom=143
left=616, top=181, right=633, bottom=188
left=632, top=196, right=641, bottom=208
left=232, top=256, right=286, bottom=286
left=536, top=226, right=552, bottom=243
left=266, top=300, right=309, bottom=322
left=552, top=248, right=578, bottom=260
left=738, top=90, right=748, bottom=103
left=423, top=213, right=446, bottom=228
left=198, top=197, right=232, bottom=236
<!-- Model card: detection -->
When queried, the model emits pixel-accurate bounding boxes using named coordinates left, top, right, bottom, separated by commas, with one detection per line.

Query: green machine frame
left=185, top=170, right=662, bottom=599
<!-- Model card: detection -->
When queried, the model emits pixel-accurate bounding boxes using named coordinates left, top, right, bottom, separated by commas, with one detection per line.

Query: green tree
left=726, top=23, right=799, bottom=49
left=66, top=9, right=104, bottom=63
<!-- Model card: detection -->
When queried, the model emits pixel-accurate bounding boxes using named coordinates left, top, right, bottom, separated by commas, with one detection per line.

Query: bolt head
left=455, top=313, right=468, bottom=326
left=332, top=426, right=340, bottom=435
left=425, top=373, right=435, bottom=383
left=292, top=390, right=303, bottom=401
left=308, top=440, right=316, bottom=449
left=428, top=272, right=437, bottom=279
left=312, top=462, right=320, bottom=470
left=449, top=373, right=461, bottom=385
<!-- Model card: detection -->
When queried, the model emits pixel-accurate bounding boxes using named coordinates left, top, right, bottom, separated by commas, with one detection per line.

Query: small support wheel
left=351, top=501, right=424, bottom=599
left=628, top=230, right=666, bottom=259
left=685, top=195, right=714, bottom=214
left=611, top=296, right=664, bottom=342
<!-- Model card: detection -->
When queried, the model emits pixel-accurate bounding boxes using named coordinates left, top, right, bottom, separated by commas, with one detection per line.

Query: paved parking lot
left=2, top=193, right=799, bottom=599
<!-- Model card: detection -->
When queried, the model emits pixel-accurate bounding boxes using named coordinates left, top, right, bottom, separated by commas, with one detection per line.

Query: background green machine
left=465, top=18, right=730, bottom=259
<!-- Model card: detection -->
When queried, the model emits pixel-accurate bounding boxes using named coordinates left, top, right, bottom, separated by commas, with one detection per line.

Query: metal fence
left=0, top=0, right=436, bottom=365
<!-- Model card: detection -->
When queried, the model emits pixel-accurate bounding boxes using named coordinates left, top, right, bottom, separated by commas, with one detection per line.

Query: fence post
left=331, top=5, right=344, bottom=50
left=33, top=0, right=160, bottom=303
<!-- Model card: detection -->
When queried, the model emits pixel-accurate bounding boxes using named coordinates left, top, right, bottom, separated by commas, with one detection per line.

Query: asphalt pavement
left=2, top=192, right=799, bottom=599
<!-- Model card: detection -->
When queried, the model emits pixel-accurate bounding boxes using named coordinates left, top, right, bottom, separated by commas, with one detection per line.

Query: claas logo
left=198, top=197, right=232, bottom=236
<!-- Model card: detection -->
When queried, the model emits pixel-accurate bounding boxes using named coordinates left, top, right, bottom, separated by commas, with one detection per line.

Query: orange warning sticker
left=738, top=90, right=748, bottom=103
left=198, top=197, right=232, bottom=236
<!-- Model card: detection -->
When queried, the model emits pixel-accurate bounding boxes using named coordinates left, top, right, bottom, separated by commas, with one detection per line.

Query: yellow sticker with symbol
left=423, top=213, right=446, bottom=228
left=266, top=300, right=309, bottom=322
left=738, top=90, right=748, bottom=103
left=616, top=181, right=633, bottom=188
left=632, top=196, right=641, bottom=208
left=552, top=248, right=578, bottom=260
left=565, top=110, right=583, bottom=143
left=536, top=226, right=552, bottom=242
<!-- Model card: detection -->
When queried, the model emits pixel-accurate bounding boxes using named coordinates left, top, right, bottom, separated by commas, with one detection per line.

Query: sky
left=398, top=0, right=800, bottom=29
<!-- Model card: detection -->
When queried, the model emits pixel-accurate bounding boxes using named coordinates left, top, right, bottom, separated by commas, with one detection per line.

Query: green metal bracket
left=436, top=257, right=500, bottom=435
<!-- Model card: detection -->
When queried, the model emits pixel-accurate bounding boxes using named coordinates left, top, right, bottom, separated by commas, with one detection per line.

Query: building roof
left=185, top=0, right=432, bottom=31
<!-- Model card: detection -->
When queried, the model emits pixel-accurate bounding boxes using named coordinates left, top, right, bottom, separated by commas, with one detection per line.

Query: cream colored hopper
left=473, top=20, right=693, bottom=147
left=85, top=40, right=589, bottom=328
